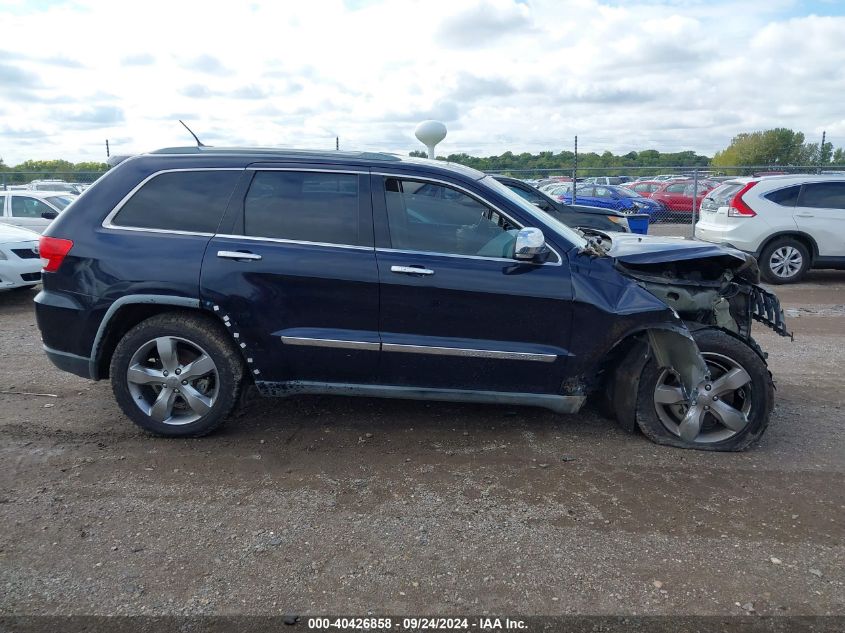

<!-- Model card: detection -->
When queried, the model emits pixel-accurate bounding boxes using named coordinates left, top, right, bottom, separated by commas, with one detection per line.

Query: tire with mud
left=635, top=328, right=774, bottom=451
left=110, top=312, right=244, bottom=437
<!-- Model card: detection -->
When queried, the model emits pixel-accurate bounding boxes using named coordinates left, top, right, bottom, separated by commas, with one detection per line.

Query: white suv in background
left=695, top=174, right=845, bottom=283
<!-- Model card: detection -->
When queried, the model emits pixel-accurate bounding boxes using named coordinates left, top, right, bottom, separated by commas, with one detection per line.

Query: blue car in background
left=558, top=184, right=664, bottom=221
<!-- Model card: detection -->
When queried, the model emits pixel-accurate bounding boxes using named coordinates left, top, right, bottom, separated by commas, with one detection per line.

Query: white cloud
left=0, top=0, right=842, bottom=164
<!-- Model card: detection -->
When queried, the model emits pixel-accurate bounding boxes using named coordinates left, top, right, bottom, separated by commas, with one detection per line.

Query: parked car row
left=0, top=189, right=79, bottom=291
left=0, top=190, right=76, bottom=233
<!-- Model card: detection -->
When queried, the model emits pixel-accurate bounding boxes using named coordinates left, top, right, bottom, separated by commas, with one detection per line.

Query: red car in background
left=624, top=180, right=664, bottom=198
left=649, top=180, right=718, bottom=214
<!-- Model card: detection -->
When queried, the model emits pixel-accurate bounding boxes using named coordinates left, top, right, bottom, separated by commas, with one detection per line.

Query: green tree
left=712, top=128, right=808, bottom=169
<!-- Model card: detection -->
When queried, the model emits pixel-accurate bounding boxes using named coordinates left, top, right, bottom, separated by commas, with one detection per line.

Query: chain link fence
left=485, top=164, right=845, bottom=232
left=1, top=171, right=107, bottom=193
left=3, top=164, right=844, bottom=237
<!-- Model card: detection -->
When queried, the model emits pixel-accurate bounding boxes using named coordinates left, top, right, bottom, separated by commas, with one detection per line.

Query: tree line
left=0, top=159, right=110, bottom=184
left=412, top=128, right=844, bottom=176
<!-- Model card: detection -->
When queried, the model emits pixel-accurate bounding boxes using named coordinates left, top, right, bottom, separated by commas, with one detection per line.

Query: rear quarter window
left=110, top=170, right=241, bottom=233
left=765, top=185, right=801, bottom=207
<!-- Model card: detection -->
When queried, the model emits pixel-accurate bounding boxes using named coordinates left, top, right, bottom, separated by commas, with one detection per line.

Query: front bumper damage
left=601, top=248, right=791, bottom=434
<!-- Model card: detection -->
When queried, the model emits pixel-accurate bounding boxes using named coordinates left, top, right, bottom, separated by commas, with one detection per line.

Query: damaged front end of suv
left=570, top=234, right=791, bottom=451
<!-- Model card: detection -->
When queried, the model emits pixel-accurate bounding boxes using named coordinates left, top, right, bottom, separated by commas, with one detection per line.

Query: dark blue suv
left=35, top=147, right=790, bottom=450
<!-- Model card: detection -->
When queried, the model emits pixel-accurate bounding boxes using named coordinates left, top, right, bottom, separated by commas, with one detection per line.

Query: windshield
left=45, top=195, right=74, bottom=209
left=615, top=187, right=638, bottom=198
left=481, top=176, right=587, bottom=249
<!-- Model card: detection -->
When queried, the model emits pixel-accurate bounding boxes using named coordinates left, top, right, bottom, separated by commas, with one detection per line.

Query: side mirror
left=41, top=210, right=59, bottom=220
left=514, top=227, right=547, bottom=261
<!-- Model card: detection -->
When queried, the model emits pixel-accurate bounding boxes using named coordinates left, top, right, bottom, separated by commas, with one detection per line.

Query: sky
left=0, top=0, right=844, bottom=164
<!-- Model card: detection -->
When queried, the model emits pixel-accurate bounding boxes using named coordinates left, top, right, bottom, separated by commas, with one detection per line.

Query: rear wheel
left=635, top=329, right=773, bottom=451
left=759, top=237, right=809, bottom=284
left=110, top=313, right=244, bottom=437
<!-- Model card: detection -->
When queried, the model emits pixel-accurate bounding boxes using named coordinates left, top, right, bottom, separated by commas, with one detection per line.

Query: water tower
left=414, top=120, right=447, bottom=159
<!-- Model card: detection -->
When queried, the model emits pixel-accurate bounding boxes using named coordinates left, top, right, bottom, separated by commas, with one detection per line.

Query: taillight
left=39, top=236, right=74, bottom=272
left=728, top=181, right=759, bottom=217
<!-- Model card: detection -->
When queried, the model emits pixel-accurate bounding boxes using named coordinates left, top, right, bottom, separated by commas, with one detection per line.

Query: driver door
left=371, top=175, right=574, bottom=395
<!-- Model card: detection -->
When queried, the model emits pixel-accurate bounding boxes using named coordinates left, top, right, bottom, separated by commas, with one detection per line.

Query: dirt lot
left=1, top=269, right=843, bottom=619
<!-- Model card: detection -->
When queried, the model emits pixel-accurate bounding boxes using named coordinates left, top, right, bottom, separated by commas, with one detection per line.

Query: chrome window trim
left=101, top=168, right=242, bottom=234
left=281, top=336, right=379, bottom=351
left=245, top=167, right=369, bottom=175
left=215, top=233, right=373, bottom=251
left=376, top=247, right=529, bottom=264
left=277, top=336, right=556, bottom=362
left=371, top=171, right=563, bottom=267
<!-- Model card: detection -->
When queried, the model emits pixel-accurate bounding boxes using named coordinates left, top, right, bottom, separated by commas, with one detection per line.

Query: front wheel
left=635, top=329, right=774, bottom=451
left=110, top=313, right=244, bottom=437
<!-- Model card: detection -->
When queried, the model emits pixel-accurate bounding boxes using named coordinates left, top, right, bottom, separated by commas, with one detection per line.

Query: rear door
left=371, top=174, right=574, bottom=394
left=793, top=181, right=845, bottom=256
left=200, top=166, right=380, bottom=385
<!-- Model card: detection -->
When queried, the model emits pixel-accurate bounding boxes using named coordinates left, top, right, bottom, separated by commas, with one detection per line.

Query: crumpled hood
left=606, top=233, right=749, bottom=265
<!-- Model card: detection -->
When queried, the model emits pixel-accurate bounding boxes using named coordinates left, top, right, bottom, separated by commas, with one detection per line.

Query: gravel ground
left=0, top=270, right=843, bottom=619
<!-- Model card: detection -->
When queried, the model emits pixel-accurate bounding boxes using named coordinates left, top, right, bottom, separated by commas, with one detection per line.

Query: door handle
left=217, top=250, right=262, bottom=261
left=391, top=265, right=434, bottom=276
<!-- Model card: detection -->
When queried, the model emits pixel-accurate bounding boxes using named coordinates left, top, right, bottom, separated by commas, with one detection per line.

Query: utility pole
left=336, top=136, right=339, bottom=151
left=820, top=130, right=826, bottom=169
left=691, top=169, right=699, bottom=237
left=572, top=135, right=578, bottom=204
left=105, top=139, right=110, bottom=158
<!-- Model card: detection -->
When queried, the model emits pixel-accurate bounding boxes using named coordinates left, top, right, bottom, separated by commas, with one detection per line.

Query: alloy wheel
left=126, top=336, right=219, bottom=425
left=769, top=246, right=803, bottom=279
left=653, top=352, right=753, bottom=444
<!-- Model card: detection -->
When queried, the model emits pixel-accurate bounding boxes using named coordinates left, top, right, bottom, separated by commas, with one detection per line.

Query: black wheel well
left=758, top=231, right=818, bottom=262
left=94, top=305, right=235, bottom=380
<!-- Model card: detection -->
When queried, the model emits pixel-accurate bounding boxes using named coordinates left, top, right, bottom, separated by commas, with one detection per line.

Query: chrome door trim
left=101, top=168, right=243, bottom=233
left=278, top=336, right=557, bottom=362
left=371, top=171, right=562, bottom=266
left=281, top=336, right=380, bottom=352
left=382, top=342, right=556, bottom=363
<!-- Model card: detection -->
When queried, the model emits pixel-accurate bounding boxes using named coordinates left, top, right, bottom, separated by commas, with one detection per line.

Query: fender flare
left=89, top=295, right=200, bottom=379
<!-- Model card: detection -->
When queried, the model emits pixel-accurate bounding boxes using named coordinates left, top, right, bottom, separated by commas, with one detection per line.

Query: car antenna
left=179, top=120, right=206, bottom=147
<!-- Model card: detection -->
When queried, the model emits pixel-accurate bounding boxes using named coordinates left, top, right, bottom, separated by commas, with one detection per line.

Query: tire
left=759, top=237, right=810, bottom=284
left=635, top=329, right=774, bottom=451
left=110, top=312, right=244, bottom=437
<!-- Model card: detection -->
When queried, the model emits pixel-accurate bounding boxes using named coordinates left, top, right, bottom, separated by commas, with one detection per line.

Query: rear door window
left=765, top=185, right=801, bottom=207
left=243, top=171, right=363, bottom=246
left=111, top=170, right=240, bottom=233
left=796, top=182, right=845, bottom=209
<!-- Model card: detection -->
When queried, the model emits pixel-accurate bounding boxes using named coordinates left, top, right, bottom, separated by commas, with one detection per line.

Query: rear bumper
left=695, top=222, right=761, bottom=254
left=43, top=345, right=92, bottom=379
left=34, top=289, right=101, bottom=374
